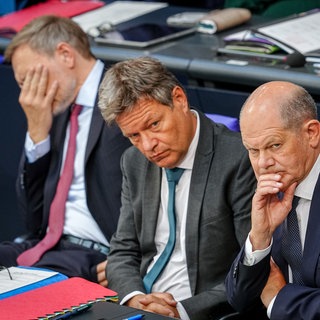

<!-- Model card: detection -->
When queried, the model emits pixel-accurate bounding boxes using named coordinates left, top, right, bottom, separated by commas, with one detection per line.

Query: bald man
left=225, top=81, right=320, bottom=320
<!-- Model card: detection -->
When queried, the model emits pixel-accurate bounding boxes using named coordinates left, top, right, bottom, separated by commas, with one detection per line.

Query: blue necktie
left=143, top=167, right=185, bottom=293
left=282, top=196, right=304, bottom=285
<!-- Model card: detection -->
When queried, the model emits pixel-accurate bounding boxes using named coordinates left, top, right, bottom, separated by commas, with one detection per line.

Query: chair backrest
left=205, top=113, right=240, bottom=132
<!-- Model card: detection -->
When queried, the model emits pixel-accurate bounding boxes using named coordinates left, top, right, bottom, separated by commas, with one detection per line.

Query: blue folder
left=0, top=266, right=67, bottom=300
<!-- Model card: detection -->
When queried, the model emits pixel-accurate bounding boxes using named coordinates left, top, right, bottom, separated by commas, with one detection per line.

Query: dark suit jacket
left=226, top=172, right=320, bottom=320
left=107, top=111, right=256, bottom=320
left=16, top=77, right=131, bottom=242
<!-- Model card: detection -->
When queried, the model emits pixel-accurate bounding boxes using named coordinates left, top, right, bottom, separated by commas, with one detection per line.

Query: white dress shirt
left=25, top=60, right=109, bottom=246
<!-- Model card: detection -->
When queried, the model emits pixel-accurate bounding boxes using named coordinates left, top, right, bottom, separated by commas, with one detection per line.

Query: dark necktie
left=143, top=167, right=185, bottom=293
left=282, top=196, right=304, bottom=285
left=17, top=104, right=82, bottom=266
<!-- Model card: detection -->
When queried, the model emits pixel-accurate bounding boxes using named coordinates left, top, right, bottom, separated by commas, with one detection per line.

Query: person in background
left=98, top=56, right=256, bottom=319
left=226, top=81, right=320, bottom=319
left=0, top=15, right=130, bottom=285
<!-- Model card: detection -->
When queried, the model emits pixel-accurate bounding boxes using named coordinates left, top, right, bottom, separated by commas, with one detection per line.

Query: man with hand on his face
left=98, top=56, right=256, bottom=319
left=0, top=15, right=130, bottom=285
left=225, top=81, right=320, bottom=319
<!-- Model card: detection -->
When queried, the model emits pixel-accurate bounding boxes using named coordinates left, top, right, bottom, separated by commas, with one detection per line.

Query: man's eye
left=129, top=133, right=139, bottom=139
left=151, top=121, right=159, bottom=128
left=271, top=144, right=281, bottom=149
left=249, top=148, right=259, bottom=156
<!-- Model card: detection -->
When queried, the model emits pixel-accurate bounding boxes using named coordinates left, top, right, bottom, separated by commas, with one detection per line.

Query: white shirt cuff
left=120, top=291, right=145, bottom=305
left=267, top=296, right=276, bottom=318
left=176, top=302, right=190, bottom=320
left=243, top=234, right=272, bottom=266
left=25, top=133, right=50, bottom=163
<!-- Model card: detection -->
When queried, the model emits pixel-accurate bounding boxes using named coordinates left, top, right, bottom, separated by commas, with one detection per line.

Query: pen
left=123, top=314, right=144, bottom=320
left=54, top=304, right=92, bottom=319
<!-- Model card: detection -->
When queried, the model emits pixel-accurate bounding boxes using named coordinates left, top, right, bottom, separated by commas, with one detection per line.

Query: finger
left=20, top=66, right=35, bottom=92
left=282, top=182, right=297, bottom=206
left=98, top=279, right=108, bottom=287
left=256, top=176, right=283, bottom=196
left=141, top=302, right=175, bottom=317
left=97, top=268, right=106, bottom=282
left=138, top=295, right=158, bottom=306
left=163, top=296, right=177, bottom=307
left=19, top=67, right=35, bottom=106
left=28, top=64, right=44, bottom=98
left=96, top=260, right=107, bottom=273
left=258, top=173, right=282, bottom=183
left=37, top=65, right=49, bottom=98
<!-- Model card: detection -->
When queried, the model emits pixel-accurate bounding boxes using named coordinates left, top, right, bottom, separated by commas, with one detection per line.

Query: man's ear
left=55, top=42, right=75, bottom=67
left=172, top=86, right=188, bottom=110
left=305, top=119, right=320, bottom=148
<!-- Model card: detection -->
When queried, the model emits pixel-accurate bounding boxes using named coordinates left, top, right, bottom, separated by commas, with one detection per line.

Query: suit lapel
left=186, top=113, right=215, bottom=294
left=84, top=68, right=105, bottom=162
left=85, top=105, right=104, bottom=162
left=143, top=163, right=162, bottom=247
left=302, top=172, right=320, bottom=285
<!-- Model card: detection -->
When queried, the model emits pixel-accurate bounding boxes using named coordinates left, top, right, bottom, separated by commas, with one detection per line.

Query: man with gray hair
left=0, top=15, right=130, bottom=285
left=99, top=56, right=256, bottom=319
left=226, top=81, right=320, bottom=319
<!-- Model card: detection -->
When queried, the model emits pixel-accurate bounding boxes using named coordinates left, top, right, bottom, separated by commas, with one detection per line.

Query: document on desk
left=0, top=267, right=60, bottom=295
left=257, top=9, right=320, bottom=54
left=72, top=1, right=168, bottom=33
left=223, top=9, right=320, bottom=55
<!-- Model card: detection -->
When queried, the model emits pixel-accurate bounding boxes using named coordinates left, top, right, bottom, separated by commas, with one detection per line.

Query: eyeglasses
left=0, top=266, right=13, bottom=280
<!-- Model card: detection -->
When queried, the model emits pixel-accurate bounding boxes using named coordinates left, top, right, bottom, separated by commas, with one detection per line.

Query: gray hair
left=98, top=56, right=185, bottom=125
left=4, top=15, right=94, bottom=61
left=279, top=85, right=317, bottom=129
left=240, top=83, right=317, bottom=131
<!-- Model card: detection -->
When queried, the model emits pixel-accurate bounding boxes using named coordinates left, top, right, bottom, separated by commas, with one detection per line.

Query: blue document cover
left=0, top=266, right=67, bottom=300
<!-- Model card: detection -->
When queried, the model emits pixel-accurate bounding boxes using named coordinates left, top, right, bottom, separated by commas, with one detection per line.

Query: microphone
left=217, top=48, right=306, bottom=67
left=285, top=51, right=306, bottom=67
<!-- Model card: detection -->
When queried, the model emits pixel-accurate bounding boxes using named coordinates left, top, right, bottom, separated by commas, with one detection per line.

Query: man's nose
left=258, top=151, right=275, bottom=170
left=141, top=133, right=157, bottom=152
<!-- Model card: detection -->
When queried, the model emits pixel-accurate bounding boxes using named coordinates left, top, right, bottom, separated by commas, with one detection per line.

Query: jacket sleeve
left=16, top=150, right=51, bottom=236
left=226, top=247, right=270, bottom=313
left=107, top=150, right=148, bottom=297
left=271, top=285, right=320, bottom=319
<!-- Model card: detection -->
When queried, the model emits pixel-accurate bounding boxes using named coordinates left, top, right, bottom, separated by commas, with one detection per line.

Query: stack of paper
left=0, top=266, right=67, bottom=300
left=223, top=9, right=320, bottom=56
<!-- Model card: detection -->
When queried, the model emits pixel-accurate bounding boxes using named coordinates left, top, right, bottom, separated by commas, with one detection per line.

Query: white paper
left=0, top=267, right=58, bottom=294
left=72, top=1, right=168, bottom=33
left=258, top=11, right=320, bottom=54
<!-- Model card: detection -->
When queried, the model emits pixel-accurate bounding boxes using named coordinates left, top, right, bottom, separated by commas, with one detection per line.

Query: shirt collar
left=75, top=59, right=104, bottom=108
left=295, top=154, right=320, bottom=201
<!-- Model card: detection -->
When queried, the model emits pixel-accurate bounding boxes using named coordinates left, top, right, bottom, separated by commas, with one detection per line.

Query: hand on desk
left=127, top=293, right=179, bottom=318
left=96, top=260, right=108, bottom=287
left=260, top=258, right=286, bottom=308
